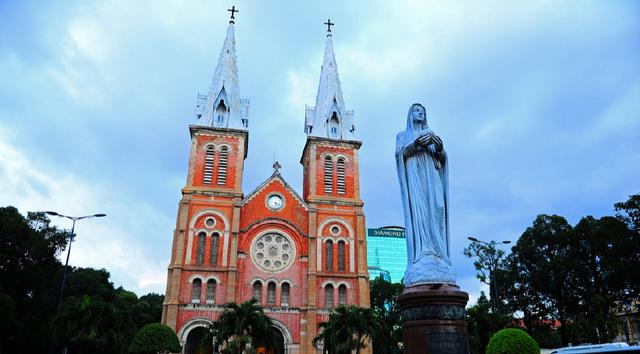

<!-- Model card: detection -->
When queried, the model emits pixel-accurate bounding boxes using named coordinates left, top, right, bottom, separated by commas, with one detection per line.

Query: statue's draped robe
left=396, top=121, right=455, bottom=286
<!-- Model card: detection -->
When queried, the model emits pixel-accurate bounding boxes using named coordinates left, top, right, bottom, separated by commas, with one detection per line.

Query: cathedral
left=161, top=13, right=370, bottom=354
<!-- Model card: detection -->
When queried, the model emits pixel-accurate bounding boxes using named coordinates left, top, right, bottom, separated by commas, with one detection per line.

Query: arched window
left=215, top=100, right=227, bottom=126
left=337, top=241, right=346, bottom=272
left=323, top=156, right=333, bottom=194
left=253, top=282, right=262, bottom=303
left=324, top=284, right=334, bottom=309
left=206, top=279, right=216, bottom=304
left=267, top=282, right=276, bottom=306
left=210, top=233, right=220, bottom=266
left=196, top=232, right=206, bottom=265
left=325, top=240, right=334, bottom=272
left=203, top=146, right=215, bottom=184
left=217, top=147, right=228, bottom=185
left=191, top=279, right=202, bottom=303
left=338, top=284, right=347, bottom=305
left=281, top=283, right=290, bottom=307
left=329, top=112, right=340, bottom=139
left=336, top=158, right=346, bottom=194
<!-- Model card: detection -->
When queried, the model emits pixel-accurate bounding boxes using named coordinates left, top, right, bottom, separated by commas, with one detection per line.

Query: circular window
left=205, top=217, right=216, bottom=227
left=330, top=225, right=341, bottom=235
left=251, top=232, right=295, bottom=272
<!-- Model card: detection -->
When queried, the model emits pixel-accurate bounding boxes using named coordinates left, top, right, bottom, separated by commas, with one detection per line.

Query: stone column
left=398, top=284, right=470, bottom=354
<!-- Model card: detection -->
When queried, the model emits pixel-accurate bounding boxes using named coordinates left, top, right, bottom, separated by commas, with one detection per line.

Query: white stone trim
left=186, top=209, right=230, bottom=265
left=270, top=317, right=294, bottom=354
left=334, top=153, right=350, bottom=163
left=178, top=317, right=214, bottom=350
left=188, top=274, right=204, bottom=283
left=317, top=218, right=355, bottom=272
left=249, top=229, right=297, bottom=274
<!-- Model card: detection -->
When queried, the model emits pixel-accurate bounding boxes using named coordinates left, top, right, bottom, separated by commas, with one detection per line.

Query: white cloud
left=0, top=123, right=170, bottom=294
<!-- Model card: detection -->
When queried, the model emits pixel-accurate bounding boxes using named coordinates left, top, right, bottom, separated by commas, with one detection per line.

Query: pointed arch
left=328, top=111, right=340, bottom=138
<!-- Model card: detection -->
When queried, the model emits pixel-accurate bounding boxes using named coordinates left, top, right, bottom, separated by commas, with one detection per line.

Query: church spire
left=195, top=9, right=249, bottom=130
left=305, top=20, right=356, bottom=140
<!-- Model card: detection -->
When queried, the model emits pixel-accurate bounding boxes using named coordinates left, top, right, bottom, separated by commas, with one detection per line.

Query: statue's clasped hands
left=416, top=131, right=444, bottom=152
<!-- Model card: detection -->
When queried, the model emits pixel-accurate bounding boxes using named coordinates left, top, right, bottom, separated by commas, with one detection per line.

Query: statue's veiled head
left=406, top=103, right=427, bottom=133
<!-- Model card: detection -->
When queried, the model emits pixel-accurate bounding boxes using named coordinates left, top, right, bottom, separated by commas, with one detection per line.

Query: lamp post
left=45, top=211, right=106, bottom=310
left=467, top=236, right=511, bottom=316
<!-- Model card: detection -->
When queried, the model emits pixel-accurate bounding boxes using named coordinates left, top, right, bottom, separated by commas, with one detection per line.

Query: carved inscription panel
left=425, top=332, right=468, bottom=354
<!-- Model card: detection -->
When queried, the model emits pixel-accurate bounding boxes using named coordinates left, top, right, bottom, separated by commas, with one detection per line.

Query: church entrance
left=255, top=326, right=285, bottom=354
left=184, top=327, right=213, bottom=354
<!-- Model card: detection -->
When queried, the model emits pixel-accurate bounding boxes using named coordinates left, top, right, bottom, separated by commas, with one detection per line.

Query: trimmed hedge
left=486, top=328, right=540, bottom=354
left=128, top=323, right=182, bottom=354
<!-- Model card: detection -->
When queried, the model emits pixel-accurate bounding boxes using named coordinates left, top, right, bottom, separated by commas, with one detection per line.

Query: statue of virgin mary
left=395, top=103, right=456, bottom=286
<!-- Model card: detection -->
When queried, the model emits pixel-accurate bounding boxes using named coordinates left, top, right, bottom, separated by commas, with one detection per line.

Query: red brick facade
left=162, top=126, right=370, bottom=353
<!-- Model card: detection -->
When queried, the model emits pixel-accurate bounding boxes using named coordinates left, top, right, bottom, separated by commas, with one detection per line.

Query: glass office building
left=367, top=226, right=407, bottom=284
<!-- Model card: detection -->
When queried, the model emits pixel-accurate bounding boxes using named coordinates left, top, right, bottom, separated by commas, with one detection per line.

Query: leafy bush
left=129, top=323, right=181, bottom=354
left=486, top=328, right=539, bottom=354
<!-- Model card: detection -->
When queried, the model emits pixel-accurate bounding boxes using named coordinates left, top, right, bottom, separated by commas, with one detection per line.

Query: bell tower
left=300, top=22, right=370, bottom=354
left=162, top=17, right=249, bottom=330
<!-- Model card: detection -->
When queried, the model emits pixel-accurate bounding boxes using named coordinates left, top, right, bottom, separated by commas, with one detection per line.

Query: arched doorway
left=255, top=326, right=285, bottom=354
left=184, top=326, right=213, bottom=354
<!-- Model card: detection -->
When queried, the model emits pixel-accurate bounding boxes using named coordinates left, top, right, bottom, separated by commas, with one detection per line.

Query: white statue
left=396, top=103, right=456, bottom=286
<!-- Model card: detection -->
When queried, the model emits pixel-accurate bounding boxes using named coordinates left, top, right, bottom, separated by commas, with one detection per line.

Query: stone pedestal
left=398, top=284, right=470, bottom=354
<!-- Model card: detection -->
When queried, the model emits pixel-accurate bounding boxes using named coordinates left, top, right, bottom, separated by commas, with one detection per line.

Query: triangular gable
left=241, top=172, right=308, bottom=210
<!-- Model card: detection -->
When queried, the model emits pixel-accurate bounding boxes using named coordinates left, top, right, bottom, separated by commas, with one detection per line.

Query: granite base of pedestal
left=398, top=284, right=470, bottom=354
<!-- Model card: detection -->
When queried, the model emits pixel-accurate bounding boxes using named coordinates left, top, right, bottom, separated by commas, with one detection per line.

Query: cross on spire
left=324, top=19, right=334, bottom=36
left=228, top=6, right=238, bottom=23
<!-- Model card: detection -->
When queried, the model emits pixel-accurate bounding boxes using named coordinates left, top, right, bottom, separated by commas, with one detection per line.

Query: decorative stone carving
left=251, top=232, right=294, bottom=272
left=400, top=304, right=466, bottom=321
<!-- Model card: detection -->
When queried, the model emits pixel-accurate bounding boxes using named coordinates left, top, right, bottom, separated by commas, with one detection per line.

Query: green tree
left=571, top=215, right=640, bottom=343
left=207, top=299, right=279, bottom=354
left=506, top=215, right=581, bottom=345
left=369, top=278, right=403, bottom=354
left=0, top=206, right=165, bottom=354
left=615, top=193, right=640, bottom=233
left=313, top=305, right=378, bottom=354
left=464, top=239, right=510, bottom=315
left=128, top=323, right=181, bottom=354
left=0, top=207, right=68, bottom=354
left=137, top=293, right=164, bottom=325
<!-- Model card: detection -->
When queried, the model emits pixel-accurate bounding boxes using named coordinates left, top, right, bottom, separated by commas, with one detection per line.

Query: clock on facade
left=267, top=194, right=284, bottom=210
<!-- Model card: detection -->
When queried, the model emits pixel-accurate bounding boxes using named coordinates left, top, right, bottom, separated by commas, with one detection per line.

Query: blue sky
left=1, top=1, right=639, bottom=304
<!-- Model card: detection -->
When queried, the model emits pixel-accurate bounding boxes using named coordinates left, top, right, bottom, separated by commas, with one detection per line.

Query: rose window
left=251, top=232, right=294, bottom=272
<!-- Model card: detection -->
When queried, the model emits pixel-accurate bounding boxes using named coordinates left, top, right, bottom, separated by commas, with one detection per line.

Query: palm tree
left=313, top=305, right=378, bottom=354
left=207, top=299, right=279, bottom=354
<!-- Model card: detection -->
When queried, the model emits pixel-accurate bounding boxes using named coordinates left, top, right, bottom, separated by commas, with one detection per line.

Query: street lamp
left=45, top=211, right=106, bottom=310
left=467, top=236, right=511, bottom=316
